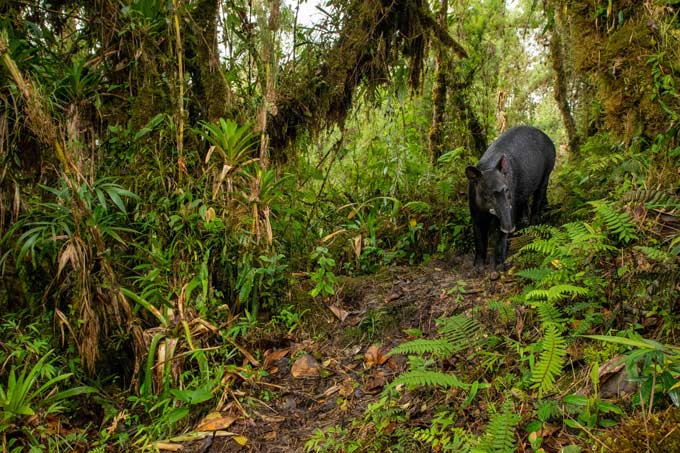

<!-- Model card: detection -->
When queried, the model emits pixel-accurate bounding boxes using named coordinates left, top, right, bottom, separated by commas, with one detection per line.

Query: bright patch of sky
left=294, top=0, right=323, bottom=26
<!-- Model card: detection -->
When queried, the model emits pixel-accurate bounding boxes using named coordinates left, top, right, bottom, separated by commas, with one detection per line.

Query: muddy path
left=177, top=258, right=520, bottom=452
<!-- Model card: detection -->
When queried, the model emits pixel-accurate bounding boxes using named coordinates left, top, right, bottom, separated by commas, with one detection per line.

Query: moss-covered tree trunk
left=185, top=0, right=230, bottom=122
left=428, top=0, right=449, bottom=165
left=549, top=7, right=579, bottom=154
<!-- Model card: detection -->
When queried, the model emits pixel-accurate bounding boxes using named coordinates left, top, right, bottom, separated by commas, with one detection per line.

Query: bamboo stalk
left=172, top=0, right=186, bottom=181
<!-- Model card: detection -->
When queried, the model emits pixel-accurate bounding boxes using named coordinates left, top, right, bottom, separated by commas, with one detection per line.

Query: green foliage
left=390, top=370, right=469, bottom=391
left=584, top=334, right=680, bottom=410
left=0, top=351, right=95, bottom=446
left=308, top=246, right=337, bottom=298
left=390, top=314, right=483, bottom=358
left=476, top=400, right=521, bottom=453
left=589, top=200, right=638, bottom=244
left=530, top=325, right=567, bottom=397
left=413, top=411, right=473, bottom=452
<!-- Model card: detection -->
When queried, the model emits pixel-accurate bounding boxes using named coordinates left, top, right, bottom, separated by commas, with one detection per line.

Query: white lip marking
left=489, top=208, right=496, bottom=215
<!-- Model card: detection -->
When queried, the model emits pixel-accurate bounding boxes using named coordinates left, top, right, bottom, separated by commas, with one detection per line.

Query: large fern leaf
left=389, top=338, right=455, bottom=359
left=436, top=315, right=483, bottom=352
left=533, top=302, right=565, bottom=328
left=589, top=200, right=638, bottom=244
left=525, top=284, right=589, bottom=303
left=531, top=325, right=567, bottom=397
left=389, top=370, right=469, bottom=390
left=477, top=400, right=520, bottom=453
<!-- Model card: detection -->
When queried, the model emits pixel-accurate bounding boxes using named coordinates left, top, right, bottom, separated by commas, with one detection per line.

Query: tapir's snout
left=500, top=225, right=515, bottom=234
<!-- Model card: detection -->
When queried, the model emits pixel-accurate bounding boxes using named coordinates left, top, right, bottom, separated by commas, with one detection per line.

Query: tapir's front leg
left=473, top=217, right=489, bottom=271
left=493, top=231, right=509, bottom=271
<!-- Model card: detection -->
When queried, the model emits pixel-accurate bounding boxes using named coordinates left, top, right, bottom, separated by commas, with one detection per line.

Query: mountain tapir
left=466, top=125, right=555, bottom=271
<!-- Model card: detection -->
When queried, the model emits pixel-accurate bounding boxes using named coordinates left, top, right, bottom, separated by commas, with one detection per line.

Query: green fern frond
left=531, top=325, right=567, bottom=397
left=534, top=302, right=565, bottom=328
left=526, top=284, right=589, bottom=303
left=635, top=245, right=673, bottom=263
left=389, top=338, right=455, bottom=359
left=515, top=267, right=552, bottom=282
left=589, top=200, right=638, bottom=244
left=436, top=315, right=483, bottom=352
left=390, top=370, right=469, bottom=390
left=477, top=400, right=520, bottom=453
left=520, top=239, right=557, bottom=256
left=520, top=224, right=559, bottom=239
left=623, top=189, right=680, bottom=209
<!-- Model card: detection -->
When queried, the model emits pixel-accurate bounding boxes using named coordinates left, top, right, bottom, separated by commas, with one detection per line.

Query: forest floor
left=173, top=255, right=537, bottom=452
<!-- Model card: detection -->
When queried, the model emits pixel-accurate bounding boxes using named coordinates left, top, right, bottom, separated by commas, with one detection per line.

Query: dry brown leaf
left=196, top=412, right=236, bottom=432
left=384, top=293, right=401, bottom=303
left=353, top=234, right=362, bottom=258
left=264, top=348, right=290, bottom=369
left=291, top=354, right=320, bottom=378
left=364, top=370, right=386, bottom=393
left=320, top=229, right=346, bottom=243
left=154, top=442, right=184, bottom=451
left=339, top=378, right=355, bottom=397
left=329, top=305, right=349, bottom=322
left=58, top=242, right=77, bottom=277
left=364, top=345, right=388, bottom=367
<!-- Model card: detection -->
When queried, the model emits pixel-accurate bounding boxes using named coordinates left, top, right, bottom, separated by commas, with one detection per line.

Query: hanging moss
left=268, top=0, right=466, bottom=162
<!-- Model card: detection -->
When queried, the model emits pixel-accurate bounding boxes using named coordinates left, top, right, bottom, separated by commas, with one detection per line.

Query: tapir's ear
left=497, top=154, right=510, bottom=175
left=466, top=166, right=481, bottom=181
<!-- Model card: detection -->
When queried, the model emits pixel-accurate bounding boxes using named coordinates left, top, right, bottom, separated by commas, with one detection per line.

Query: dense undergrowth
left=1, top=0, right=679, bottom=451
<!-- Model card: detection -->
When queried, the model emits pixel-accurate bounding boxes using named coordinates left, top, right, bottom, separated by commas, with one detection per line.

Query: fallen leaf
left=154, top=442, right=184, bottom=451
left=196, top=412, right=236, bottom=431
left=291, top=354, right=320, bottom=378
left=232, top=435, right=248, bottom=445
left=264, top=348, right=290, bottom=369
left=364, top=370, right=386, bottom=393
left=339, top=378, right=355, bottom=397
left=384, top=293, right=401, bottom=303
left=329, top=305, right=349, bottom=322
left=364, top=345, right=388, bottom=367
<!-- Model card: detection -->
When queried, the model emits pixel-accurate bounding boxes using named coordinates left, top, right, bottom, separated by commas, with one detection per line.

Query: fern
left=635, top=245, right=673, bottom=263
left=623, top=189, right=680, bottom=209
left=531, top=325, right=567, bottom=397
left=436, top=315, right=483, bottom=351
left=389, top=338, right=455, bottom=359
left=389, top=370, right=469, bottom=390
left=589, top=200, right=638, bottom=244
left=533, top=302, right=565, bottom=328
left=390, top=315, right=483, bottom=359
left=515, top=267, right=552, bottom=282
left=477, top=400, right=520, bottom=453
left=525, top=284, right=589, bottom=303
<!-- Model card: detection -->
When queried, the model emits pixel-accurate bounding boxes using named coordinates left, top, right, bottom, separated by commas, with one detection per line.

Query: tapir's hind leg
left=530, top=174, right=550, bottom=225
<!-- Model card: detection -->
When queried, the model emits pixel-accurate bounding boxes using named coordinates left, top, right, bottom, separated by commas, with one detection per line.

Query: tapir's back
left=478, top=126, right=555, bottom=175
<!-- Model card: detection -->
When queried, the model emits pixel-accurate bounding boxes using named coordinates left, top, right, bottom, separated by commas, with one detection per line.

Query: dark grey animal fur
left=466, top=126, right=556, bottom=270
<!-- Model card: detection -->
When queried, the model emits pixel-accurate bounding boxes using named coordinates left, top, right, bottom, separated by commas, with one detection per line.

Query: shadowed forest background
left=1, top=0, right=680, bottom=451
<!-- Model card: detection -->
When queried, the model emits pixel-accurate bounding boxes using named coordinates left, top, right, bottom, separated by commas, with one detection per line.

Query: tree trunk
left=428, top=0, right=449, bottom=165
left=549, top=6, right=579, bottom=154
left=185, top=0, right=230, bottom=123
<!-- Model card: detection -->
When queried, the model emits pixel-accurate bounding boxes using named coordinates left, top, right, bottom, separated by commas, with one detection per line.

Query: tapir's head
left=466, top=154, right=515, bottom=234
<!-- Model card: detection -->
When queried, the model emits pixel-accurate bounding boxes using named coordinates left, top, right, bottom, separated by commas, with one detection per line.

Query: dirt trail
left=180, top=259, right=514, bottom=452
